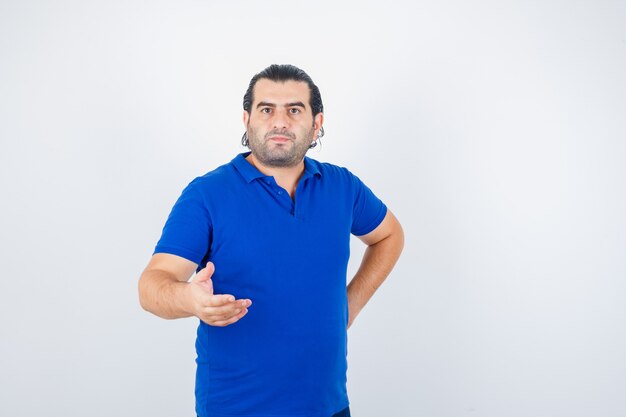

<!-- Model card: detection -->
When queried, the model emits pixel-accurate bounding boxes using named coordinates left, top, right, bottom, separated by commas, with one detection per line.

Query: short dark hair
left=243, top=64, right=324, bottom=117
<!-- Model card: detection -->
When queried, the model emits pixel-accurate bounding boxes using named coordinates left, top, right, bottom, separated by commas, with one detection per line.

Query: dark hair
left=243, top=64, right=324, bottom=117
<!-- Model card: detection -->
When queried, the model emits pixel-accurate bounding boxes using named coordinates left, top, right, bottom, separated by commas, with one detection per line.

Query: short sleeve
left=350, top=172, right=388, bottom=236
left=153, top=179, right=212, bottom=265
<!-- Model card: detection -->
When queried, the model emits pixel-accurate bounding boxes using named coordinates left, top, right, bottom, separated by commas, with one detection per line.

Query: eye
left=289, top=108, right=301, bottom=115
left=261, top=107, right=272, bottom=114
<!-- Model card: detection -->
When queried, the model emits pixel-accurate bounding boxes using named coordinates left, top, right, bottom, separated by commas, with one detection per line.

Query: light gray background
left=1, top=1, right=625, bottom=416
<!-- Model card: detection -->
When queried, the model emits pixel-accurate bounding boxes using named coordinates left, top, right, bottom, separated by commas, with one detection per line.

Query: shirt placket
left=260, top=177, right=295, bottom=215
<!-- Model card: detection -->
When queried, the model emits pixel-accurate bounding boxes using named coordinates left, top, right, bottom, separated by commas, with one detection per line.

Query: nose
left=271, top=108, right=290, bottom=130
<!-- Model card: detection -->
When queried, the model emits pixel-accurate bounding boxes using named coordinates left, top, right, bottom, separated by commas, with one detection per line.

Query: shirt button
left=277, top=190, right=283, bottom=195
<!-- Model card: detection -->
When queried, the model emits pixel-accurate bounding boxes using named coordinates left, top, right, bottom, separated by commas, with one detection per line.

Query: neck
left=245, top=153, right=305, bottom=196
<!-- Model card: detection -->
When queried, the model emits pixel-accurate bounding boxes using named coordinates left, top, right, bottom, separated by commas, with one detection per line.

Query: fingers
left=210, top=299, right=252, bottom=320
left=187, top=262, right=252, bottom=327
left=211, top=306, right=250, bottom=327
left=189, top=262, right=252, bottom=327
left=197, top=297, right=252, bottom=327
left=192, top=262, right=214, bottom=281
left=206, top=293, right=236, bottom=307
left=193, top=262, right=215, bottom=280
left=191, top=263, right=215, bottom=293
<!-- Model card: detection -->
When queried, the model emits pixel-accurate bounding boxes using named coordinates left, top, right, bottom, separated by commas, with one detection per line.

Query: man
left=138, top=64, right=404, bottom=417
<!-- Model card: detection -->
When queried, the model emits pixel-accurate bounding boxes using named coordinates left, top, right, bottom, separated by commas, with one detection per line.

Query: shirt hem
left=199, top=400, right=349, bottom=417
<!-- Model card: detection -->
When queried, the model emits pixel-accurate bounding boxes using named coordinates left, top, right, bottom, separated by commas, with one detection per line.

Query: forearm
left=347, top=232, right=403, bottom=327
left=138, top=269, right=193, bottom=319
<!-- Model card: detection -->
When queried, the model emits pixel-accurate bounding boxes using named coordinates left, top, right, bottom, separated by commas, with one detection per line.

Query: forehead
left=252, top=79, right=310, bottom=106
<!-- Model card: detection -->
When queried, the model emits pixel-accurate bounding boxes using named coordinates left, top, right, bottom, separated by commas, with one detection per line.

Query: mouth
left=268, top=135, right=292, bottom=143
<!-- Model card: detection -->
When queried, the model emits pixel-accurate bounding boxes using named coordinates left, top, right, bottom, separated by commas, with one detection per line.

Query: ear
left=243, top=110, right=249, bottom=127
left=313, top=112, right=324, bottom=137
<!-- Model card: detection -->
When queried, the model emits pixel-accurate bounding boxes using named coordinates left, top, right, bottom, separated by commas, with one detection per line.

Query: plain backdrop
left=1, top=1, right=625, bottom=416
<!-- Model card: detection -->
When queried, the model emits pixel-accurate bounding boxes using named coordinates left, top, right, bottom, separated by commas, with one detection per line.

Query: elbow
left=391, top=215, right=405, bottom=256
left=394, top=223, right=405, bottom=258
left=137, top=274, right=152, bottom=313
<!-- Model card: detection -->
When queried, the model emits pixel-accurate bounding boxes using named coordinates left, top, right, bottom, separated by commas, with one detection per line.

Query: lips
left=268, top=135, right=291, bottom=143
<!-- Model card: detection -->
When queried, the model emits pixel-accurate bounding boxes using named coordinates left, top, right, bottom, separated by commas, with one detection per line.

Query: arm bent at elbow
left=347, top=209, right=404, bottom=328
left=138, top=253, right=253, bottom=327
left=138, top=253, right=198, bottom=319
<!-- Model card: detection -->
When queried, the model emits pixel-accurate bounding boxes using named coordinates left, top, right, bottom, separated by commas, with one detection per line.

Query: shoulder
left=305, top=157, right=358, bottom=181
left=184, top=161, right=239, bottom=193
left=306, top=158, right=370, bottom=195
left=171, top=160, right=243, bottom=212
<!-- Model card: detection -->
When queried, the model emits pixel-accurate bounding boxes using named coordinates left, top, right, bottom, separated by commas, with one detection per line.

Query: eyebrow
left=256, top=101, right=307, bottom=109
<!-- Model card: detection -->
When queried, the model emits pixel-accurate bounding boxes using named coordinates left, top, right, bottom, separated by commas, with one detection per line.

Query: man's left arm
left=347, top=209, right=404, bottom=329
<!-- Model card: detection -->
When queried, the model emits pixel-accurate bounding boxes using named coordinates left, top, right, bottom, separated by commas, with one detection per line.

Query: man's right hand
left=188, top=262, right=252, bottom=327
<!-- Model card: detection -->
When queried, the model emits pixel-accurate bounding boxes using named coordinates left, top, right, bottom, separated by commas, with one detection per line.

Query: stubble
left=247, top=126, right=315, bottom=168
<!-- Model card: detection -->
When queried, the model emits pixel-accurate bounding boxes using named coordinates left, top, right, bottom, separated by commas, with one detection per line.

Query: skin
left=245, top=79, right=318, bottom=169
left=243, top=78, right=324, bottom=197
left=138, top=79, right=404, bottom=329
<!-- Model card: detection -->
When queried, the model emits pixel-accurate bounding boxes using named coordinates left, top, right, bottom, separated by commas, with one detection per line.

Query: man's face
left=243, top=79, right=323, bottom=168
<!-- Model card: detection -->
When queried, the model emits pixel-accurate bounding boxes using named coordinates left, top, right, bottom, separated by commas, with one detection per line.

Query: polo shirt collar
left=232, top=152, right=266, bottom=183
left=232, top=152, right=322, bottom=183
left=302, top=156, right=322, bottom=180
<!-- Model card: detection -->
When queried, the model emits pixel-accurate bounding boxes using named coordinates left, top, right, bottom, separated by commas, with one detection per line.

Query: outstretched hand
left=188, top=262, right=252, bottom=327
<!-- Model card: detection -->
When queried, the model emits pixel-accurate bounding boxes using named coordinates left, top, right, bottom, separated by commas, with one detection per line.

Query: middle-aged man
left=138, top=64, right=404, bottom=417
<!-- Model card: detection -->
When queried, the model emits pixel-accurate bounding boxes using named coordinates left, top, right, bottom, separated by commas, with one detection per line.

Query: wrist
left=177, top=281, right=196, bottom=317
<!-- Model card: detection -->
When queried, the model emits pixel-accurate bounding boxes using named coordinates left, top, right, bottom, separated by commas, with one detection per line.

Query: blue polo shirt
left=154, top=152, right=387, bottom=417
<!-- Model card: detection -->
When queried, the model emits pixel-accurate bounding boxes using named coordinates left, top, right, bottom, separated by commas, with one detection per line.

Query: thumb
left=191, top=262, right=215, bottom=293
